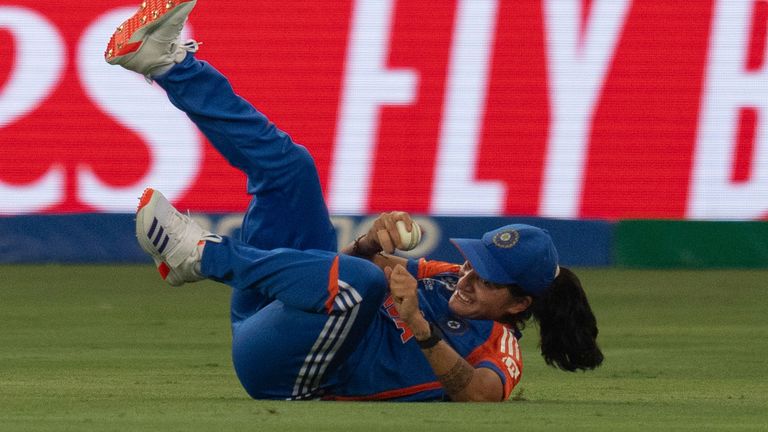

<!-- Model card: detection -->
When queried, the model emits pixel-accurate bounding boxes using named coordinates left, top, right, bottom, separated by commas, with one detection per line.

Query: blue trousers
left=155, top=54, right=387, bottom=399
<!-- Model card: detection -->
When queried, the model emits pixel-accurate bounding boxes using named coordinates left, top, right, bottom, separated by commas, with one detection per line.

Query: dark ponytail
left=529, top=267, right=603, bottom=371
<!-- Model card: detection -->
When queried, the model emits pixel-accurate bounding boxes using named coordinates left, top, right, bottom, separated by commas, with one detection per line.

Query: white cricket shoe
left=104, top=0, right=199, bottom=79
left=136, top=188, right=221, bottom=286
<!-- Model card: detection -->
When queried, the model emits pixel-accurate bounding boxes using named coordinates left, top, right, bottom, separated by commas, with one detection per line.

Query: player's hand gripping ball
left=395, top=220, right=421, bottom=251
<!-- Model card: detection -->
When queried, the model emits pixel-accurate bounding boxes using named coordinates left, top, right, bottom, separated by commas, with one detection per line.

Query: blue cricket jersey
left=325, top=259, right=524, bottom=401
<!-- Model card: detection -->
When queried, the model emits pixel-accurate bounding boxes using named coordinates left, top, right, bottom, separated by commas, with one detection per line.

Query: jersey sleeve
left=465, top=323, right=523, bottom=400
left=407, top=258, right=461, bottom=279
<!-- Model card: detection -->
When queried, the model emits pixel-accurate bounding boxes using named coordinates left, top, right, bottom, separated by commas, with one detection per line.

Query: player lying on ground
left=106, top=0, right=603, bottom=401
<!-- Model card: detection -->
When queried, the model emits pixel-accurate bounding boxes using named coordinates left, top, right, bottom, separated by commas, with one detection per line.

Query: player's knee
left=359, top=260, right=388, bottom=302
left=337, top=255, right=388, bottom=306
left=282, top=145, right=323, bottom=188
left=292, top=145, right=318, bottom=173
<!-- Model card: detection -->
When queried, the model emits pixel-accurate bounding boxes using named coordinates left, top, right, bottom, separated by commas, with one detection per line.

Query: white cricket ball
left=395, top=220, right=422, bottom=251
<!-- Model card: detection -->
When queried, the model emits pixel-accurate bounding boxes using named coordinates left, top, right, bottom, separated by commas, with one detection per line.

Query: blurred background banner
left=5, top=212, right=768, bottom=268
left=0, top=214, right=613, bottom=265
left=0, top=0, right=767, bottom=219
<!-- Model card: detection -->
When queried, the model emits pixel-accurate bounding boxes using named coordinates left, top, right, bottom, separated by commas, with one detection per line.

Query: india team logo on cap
left=492, top=229, right=519, bottom=248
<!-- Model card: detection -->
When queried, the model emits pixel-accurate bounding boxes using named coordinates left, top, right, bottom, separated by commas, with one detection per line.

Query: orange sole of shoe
left=104, top=0, right=195, bottom=62
left=137, top=187, right=155, bottom=212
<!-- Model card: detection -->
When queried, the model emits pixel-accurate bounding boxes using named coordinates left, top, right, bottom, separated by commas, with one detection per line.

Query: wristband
left=416, top=322, right=443, bottom=349
left=351, top=234, right=366, bottom=255
left=352, top=234, right=381, bottom=257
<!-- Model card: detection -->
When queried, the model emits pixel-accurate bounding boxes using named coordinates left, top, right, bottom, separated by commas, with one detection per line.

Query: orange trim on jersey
left=417, top=258, right=461, bottom=279
left=465, top=323, right=523, bottom=400
left=324, top=255, right=340, bottom=314
left=324, top=381, right=443, bottom=401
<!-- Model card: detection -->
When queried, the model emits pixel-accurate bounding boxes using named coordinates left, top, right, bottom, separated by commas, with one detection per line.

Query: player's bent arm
left=387, top=266, right=504, bottom=402
left=410, top=318, right=505, bottom=402
left=340, top=211, right=418, bottom=261
left=371, top=252, right=408, bottom=271
left=340, top=232, right=410, bottom=271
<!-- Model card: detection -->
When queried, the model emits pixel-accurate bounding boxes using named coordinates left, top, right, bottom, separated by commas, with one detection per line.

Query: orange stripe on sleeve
left=417, top=258, right=460, bottom=279
left=465, top=323, right=523, bottom=400
left=324, top=255, right=340, bottom=314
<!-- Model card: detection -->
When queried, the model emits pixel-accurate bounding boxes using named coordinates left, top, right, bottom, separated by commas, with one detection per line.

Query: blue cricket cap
left=450, top=224, right=559, bottom=296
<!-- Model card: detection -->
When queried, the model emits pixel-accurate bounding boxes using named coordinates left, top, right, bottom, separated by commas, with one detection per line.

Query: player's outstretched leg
left=136, top=187, right=222, bottom=286
left=105, top=0, right=198, bottom=79
left=104, top=0, right=336, bottom=255
left=135, top=187, right=387, bottom=313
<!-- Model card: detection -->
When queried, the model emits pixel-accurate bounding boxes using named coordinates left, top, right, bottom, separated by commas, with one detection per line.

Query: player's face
left=448, top=261, right=529, bottom=321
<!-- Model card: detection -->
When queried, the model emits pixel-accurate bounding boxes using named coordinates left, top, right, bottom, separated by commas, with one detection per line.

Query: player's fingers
left=367, top=213, right=389, bottom=248
left=393, top=264, right=408, bottom=276
left=388, top=264, right=402, bottom=280
left=391, top=265, right=416, bottom=293
left=380, top=215, right=402, bottom=248
left=377, top=229, right=395, bottom=253
left=373, top=211, right=416, bottom=249
left=388, top=266, right=407, bottom=290
left=392, top=211, right=414, bottom=231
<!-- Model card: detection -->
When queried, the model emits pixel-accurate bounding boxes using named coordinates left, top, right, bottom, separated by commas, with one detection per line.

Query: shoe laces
left=165, top=38, right=199, bottom=55
left=181, top=39, right=201, bottom=53
left=144, top=39, right=202, bottom=83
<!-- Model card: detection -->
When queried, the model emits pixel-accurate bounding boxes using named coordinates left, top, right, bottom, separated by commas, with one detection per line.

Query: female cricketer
left=106, top=0, right=603, bottom=402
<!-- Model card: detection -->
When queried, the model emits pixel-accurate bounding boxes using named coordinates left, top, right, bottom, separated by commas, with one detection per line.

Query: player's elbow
left=450, top=371, right=506, bottom=402
left=451, top=389, right=505, bottom=402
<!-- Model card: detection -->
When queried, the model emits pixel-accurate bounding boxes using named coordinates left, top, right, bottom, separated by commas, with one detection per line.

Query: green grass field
left=1, top=265, right=766, bottom=431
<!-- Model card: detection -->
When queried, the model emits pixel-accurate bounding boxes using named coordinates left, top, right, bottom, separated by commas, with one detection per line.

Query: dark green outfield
left=1, top=266, right=766, bottom=431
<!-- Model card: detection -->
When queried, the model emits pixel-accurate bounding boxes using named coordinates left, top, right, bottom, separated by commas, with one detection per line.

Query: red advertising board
left=0, top=0, right=766, bottom=219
